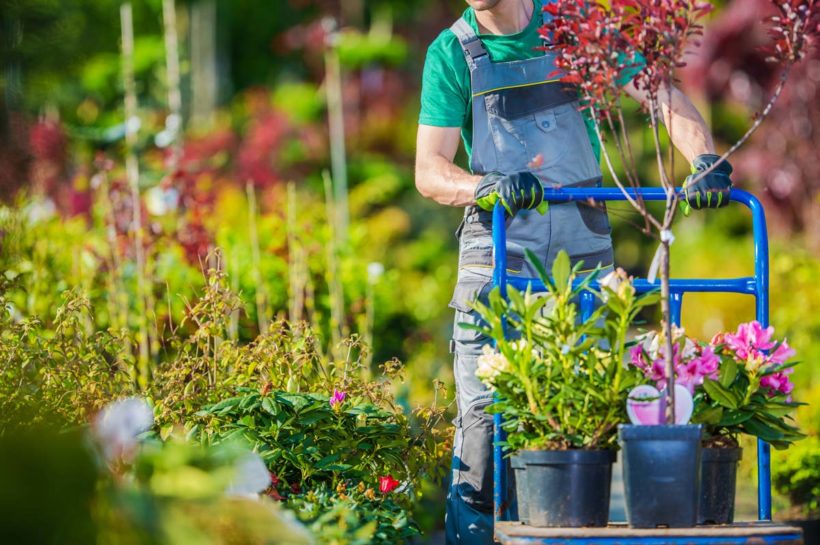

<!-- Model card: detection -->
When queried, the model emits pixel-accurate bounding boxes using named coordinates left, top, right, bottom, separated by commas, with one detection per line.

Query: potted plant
left=619, top=325, right=704, bottom=528
left=468, top=250, right=655, bottom=527
left=627, top=321, right=804, bottom=525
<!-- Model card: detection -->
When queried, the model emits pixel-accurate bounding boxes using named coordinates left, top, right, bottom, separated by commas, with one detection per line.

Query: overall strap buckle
left=450, top=18, right=489, bottom=70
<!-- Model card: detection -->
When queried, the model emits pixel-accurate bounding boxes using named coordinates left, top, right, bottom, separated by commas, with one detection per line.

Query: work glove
left=681, top=154, right=733, bottom=215
left=474, top=171, right=548, bottom=217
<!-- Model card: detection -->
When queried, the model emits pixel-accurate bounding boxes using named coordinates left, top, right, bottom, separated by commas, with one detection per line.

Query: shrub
left=772, top=436, right=820, bottom=519
left=469, top=251, right=656, bottom=451
left=0, top=289, right=135, bottom=430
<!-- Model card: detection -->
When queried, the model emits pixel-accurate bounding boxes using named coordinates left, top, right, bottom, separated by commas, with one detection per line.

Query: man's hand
left=683, top=154, right=733, bottom=212
left=474, top=171, right=548, bottom=216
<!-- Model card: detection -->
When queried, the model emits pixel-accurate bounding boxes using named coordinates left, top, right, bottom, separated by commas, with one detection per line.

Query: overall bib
left=445, top=8, right=614, bottom=545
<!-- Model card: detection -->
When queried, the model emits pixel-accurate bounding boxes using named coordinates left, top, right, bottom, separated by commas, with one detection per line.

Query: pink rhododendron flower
left=675, top=359, right=703, bottom=393
left=649, top=360, right=668, bottom=388
left=760, top=371, right=795, bottom=396
left=329, top=389, right=346, bottom=410
left=629, top=344, right=647, bottom=369
left=770, top=341, right=796, bottom=365
left=695, top=345, right=720, bottom=378
left=723, top=321, right=776, bottom=360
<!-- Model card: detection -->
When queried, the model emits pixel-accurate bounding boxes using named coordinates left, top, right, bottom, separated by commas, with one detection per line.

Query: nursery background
left=0, top=0, right=818, bottom=543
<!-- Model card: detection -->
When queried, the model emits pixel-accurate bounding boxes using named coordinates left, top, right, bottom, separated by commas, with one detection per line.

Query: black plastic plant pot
left=618, top=424, right=703, bottom=528
left=510, top=454, right=529, bottom=524
left=521, top=449, right=616, bottom=528
left=698, top=446, right=742, bottom=525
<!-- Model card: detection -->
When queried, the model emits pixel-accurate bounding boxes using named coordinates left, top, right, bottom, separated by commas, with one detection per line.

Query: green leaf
left=635, top=291, right=661, bottom=308
left=742, top=417, right=785, bottom=442
left=718, top=410, right=753, bottom=426
left=719, top=358, right=738, bottom=388
left=694, top=406, right=723, bottom=425
left=702, top=378, right=739, bottom=409
left=524, top=248, right=550, bottom=287
left=551, top=250, right=571, bottom=291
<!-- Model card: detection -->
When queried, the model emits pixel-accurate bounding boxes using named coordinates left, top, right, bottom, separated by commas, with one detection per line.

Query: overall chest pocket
left=483, top=82, right=577, bottom=172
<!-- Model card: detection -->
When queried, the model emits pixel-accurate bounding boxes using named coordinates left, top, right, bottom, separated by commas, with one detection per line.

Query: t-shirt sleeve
left=615, top=50, right=646, bottom=87
left=418, top=32, right=470, bottom=127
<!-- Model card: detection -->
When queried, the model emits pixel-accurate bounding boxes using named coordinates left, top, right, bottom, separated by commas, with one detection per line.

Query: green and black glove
left=474, top=171, right=548, bottom=217
left=682, top=154, right=733, bottom=214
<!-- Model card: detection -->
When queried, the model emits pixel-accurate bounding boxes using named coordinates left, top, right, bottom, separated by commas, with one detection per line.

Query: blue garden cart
left=489, top=188, right=804, bottom=545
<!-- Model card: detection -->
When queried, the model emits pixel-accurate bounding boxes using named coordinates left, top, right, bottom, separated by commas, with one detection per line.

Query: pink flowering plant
left=628, top=321, right=804, bottom=448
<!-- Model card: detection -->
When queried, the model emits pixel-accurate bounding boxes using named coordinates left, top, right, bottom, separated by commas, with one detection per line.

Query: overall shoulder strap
left=450, top=17, right=489, bottom=70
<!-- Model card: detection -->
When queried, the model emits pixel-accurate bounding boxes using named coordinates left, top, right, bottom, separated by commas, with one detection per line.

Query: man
left=414, top=0, right=733, bottom=543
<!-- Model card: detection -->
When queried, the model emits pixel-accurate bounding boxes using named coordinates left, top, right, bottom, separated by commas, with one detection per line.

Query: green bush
left=772, top=436, right=820, bottom=519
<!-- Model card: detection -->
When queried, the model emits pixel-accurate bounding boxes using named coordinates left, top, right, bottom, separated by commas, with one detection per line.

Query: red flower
left=378, top=475, right=400, bottom=494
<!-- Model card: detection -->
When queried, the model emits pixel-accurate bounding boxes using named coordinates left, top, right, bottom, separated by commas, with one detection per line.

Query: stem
left=162, top=0, right=183, bottom=170
left=324, top=21, right=349, bottom=242
left=660, top=240, right=676, bottom=425
left=246, top=181, right=269, bottom=334
left=120, top=2, right=151, bottom=389
left=287, top=182, right=306, bottom=323
left=322, top=170, right=345, bottom=357
left=590, top=109, right=662, bottom=231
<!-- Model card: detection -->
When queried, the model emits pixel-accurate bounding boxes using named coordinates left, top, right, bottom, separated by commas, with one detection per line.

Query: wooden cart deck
left=494, top=521, right=804, bottom=545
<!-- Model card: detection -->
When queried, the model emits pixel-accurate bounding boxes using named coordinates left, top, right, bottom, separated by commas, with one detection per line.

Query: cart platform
left=495, top=521, right=804, bottom=545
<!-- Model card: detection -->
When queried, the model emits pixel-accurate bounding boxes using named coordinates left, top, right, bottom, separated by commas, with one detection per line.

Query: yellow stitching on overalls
left=471, top=78, right=563, bottom=98
left=461, top=264, right=522, bottom=273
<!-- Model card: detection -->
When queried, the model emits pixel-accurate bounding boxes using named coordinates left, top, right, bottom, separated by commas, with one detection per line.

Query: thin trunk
left=323, top=170, right=346, bottom=357
left=324, top=27, right=349, bottom=241
left=660, top=240, right=676, bottom=425
left=120, top=2, right=151, bottom=389
left=162, top=0, right=183, bottom=169
left=190, top=0, right=218, bottom=127
left=287, top=182, right=306, bottom=323
left=246, top=182, right=269, bottom=334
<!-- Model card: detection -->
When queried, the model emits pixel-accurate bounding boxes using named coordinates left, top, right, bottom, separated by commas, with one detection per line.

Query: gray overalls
left=445, top=6, right=614, bottom=545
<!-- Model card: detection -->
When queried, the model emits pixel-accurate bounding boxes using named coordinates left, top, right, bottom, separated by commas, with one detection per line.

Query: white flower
left=475, top=345, right=511, bottom=386
left=599, top=270, right=622, bottom=296
left=226, top=451, right=271, bottom=498
left=367, top=262, right=385, bottom=282
left=599, top=268, right=636, bottom=302
left=125, top=115, right=141, bottom=136
left=24, top=197, right=56, bottom=224
left=145, top=186, right=179, bottom=216
left=94, top=397, right=154, bottom=462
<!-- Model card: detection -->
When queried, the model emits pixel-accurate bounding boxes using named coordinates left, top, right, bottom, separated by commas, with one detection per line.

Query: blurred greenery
left=0, top=0, right=817, bottom=536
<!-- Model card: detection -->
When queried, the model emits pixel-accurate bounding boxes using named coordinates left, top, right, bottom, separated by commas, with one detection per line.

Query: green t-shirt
left=418, top=0, right=643, bottom=165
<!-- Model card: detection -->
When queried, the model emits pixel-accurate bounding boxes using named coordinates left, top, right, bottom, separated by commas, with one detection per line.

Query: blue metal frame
left=491, top=188, right=772, bottom=523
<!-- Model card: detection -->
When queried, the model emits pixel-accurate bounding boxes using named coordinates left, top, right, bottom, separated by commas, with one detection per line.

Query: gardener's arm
left=624, top=81, right=732, bottom=209
left=415, top=125, right=482, bottom=207
left=623, top=82, right=715, bottom=161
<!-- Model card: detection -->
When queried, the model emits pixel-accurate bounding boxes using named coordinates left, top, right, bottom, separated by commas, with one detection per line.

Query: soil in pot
left=619, top=424, right=702, bottom=528
left=510, top=454, right=529, bottom=524
left=699, top=445, right=742, bottom=525
left=521, top=449, right=616, bottom=528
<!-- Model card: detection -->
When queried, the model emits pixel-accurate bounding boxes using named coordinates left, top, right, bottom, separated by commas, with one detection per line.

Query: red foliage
left=540, top=0, right=711, bottom=111
left=29, top=119, right=67, bottom=162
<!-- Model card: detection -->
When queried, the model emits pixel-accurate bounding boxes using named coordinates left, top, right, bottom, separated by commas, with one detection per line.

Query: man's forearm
left=415, top=154, right=482, bottom=207
left=654, top=85, right=716, bottom=163
left=625, top=82, right=716, bottom=164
